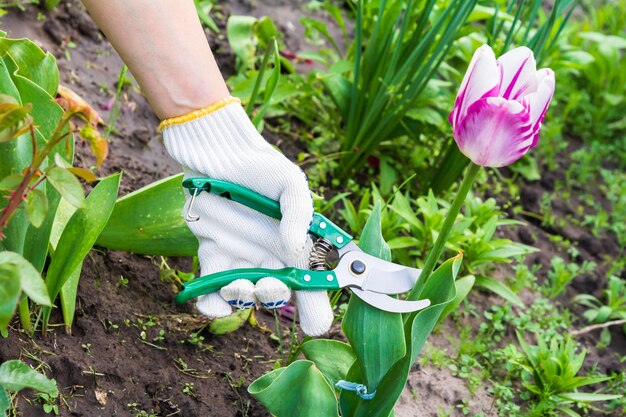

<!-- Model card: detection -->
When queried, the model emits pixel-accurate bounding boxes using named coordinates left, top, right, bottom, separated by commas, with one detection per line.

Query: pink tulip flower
left=449, top=45, right=555, bottom=167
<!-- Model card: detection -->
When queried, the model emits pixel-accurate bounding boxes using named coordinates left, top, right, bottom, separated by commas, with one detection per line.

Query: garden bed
left=1, top=1, right=624, bottom=416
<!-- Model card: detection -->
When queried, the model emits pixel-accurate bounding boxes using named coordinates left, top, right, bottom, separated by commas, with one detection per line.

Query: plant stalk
left=406, top=162, right=480, bottom=301
left=18, top=297, right=33, bottom=335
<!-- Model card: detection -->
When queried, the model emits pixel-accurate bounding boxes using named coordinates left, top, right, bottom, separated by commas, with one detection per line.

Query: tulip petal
left=450, top=45, right=499, bottom=128
left=527, top=69, right=555, bottom=127
left=523, top=68, right=555, bottom=147
left=454, top=97, right=533, bottom=167
left=497, top=47, right=537, bottom=100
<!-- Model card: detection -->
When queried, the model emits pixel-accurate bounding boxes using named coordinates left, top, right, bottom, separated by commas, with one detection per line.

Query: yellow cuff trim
left=158, top=96, right=242, bottom=131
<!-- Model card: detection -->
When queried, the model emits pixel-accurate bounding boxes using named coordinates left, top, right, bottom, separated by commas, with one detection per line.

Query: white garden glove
left=161, top=98, right=334, bottom=336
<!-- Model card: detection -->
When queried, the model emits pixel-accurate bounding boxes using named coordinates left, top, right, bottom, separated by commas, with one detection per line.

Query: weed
left=116, top=275, right=129, bottom=287
left=516, top=333, right=621, bottom=415
left=545, top=256, right=596, bottom=299
left=182, top=382, right=196, bottom=398
left=225, top=373, right=250, bottom=417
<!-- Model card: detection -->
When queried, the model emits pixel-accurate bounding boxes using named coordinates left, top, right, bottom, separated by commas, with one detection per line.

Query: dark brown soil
left=1, top=1, right=625, bottom=417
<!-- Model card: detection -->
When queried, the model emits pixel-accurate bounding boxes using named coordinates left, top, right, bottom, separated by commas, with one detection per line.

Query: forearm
left=81, top=0, right=229, bottom=119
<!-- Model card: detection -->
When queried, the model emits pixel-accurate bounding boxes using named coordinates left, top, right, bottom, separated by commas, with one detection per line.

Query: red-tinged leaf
left=67, top=167, right=97, bottom=183
left=0, top=94, right=33, bottom=143
left=56, top=84, right=104, bottom=126
left=79, top=125, right=108, bottom=168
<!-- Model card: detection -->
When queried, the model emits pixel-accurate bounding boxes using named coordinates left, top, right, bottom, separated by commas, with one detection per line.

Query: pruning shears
left=175, top=178, right=431, bottom=313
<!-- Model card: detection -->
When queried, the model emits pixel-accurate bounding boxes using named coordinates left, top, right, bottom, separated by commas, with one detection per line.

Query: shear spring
left=309, top=237, right=333, bottom=271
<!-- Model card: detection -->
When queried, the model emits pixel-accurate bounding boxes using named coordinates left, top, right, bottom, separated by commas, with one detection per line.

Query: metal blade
left=334, top=251, right=423, bottom=295
left=351, top=288, right=431, bottom=313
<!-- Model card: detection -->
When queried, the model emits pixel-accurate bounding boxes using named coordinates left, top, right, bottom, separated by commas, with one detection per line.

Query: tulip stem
left=406, top=162, right=480, bottom=301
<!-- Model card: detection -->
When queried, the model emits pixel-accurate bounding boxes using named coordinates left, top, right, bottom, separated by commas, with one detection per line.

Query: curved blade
left=335, top=251, right=423, bottom=295
left=351, top=288, right=431, bottom=313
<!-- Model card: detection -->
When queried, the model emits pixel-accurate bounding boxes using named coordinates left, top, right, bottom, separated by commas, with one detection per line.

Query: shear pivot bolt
left=350, top=260, right=366, bottom=275
left=336, top=236, right=344, bottom=244
left=304, top=274, right=311, bottom=282
left=326, top=274, right=334, bottom=282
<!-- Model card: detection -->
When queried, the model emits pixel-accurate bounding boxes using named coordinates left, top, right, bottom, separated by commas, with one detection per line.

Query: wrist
left=161, top=99, right=271, bottom=176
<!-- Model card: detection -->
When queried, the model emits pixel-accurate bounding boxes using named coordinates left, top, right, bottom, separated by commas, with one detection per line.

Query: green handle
left=182, top=178, right=352, bottom=248
left=175, top=267, right=339, bottom=304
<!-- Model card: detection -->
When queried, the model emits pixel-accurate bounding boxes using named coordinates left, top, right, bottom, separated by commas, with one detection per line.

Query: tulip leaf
left=0, top=57, right=30, bottom=255
left=59, top=263, right=82, bottom=331
left=341, top=203, right=406, bottom=403
left=43, top=173, right=120, bottom=328
left=301, top=339, right=356, bottom=388
left=96, top=173, right=198, bottom=256
left=340, top=255, right=460, bottom=417
left=439, top=274, right=475, bottom=322
left=248, top=360, right=339, bottom=417
left=0, top=359, right=58, bottom=396
left=0, top=257, right=21, bottom=337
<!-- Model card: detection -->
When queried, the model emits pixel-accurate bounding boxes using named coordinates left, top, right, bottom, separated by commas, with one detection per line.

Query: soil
left=1, top=1, right=625, bottom=417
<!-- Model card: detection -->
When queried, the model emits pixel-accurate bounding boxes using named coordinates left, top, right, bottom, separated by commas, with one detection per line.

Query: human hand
left=162, top=99, right=334, bottom=336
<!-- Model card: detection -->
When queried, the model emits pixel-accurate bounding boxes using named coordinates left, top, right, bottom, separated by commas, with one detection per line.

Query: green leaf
left=43, top=173, right=120, bottom=328
left=341, top=255, right=460, bottom=417
left=558, top=392, right=623, bottom=403
left=0, top=37, right=59, bottom=96
left=0, top=387, right=9, bottom=414
left=474, top=276, right=524, bottom=308
left=25, top=188, right=47, bottom=228
left=439, top=274, right=475, bottom=322
left=0, top=251, right=49, bottom=336
left=227, top=15, right=258, bottom=71
left=428, top=142, right=470, bottom=195
left=248, top=360, right=339, bottom=417
left=44, top=0, right=61, bottom=10
left=0, top=97, right=31, bottom=143
left=46, top=167, right=84, bottom=208
left=23, top=187, right=62, bottom=273
left=342, top=203, right=405, bottom=395
left=59, top=263, right=82, bottom=330
left=319, top=73, right=351, bottom=116
left=0, top=256, right=21, bottom=337
left=0, top=174, right=23, bottom=190
left=302, top=339, right=356, bottom=388
left=0, top=360, right=58, bottom=396
left=209, top=309, right=251, bottom=335
left=96, top=173, right=198, bottom=256
left=251, top=38, right=281, bottom=127
left=0, top=60, right=30, bottom=255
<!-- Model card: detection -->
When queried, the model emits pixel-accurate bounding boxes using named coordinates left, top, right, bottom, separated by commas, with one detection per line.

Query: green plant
left=574, top=275, right=626, bottom=345
left=576, top=276, right=626, bottom=324
left=558, top=0, right=626, bottom=146
left=545, top=256, right=595, bottom=299
left=0, top=33, right=119, bottom=336
left=194, top=0, right=219, bottom=32
left=0, top=359, right=58, bottom=415
left=429, top=0, right=576, bottom=193
left=226, top=15, right=293, bottom=130
left=318, top=0, right=478, bottom=176
left=516, top=333, right=621, bottom=416
left=247, top=204, right=459, bottom=416
left=339, top=186, right=533, bottom=306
